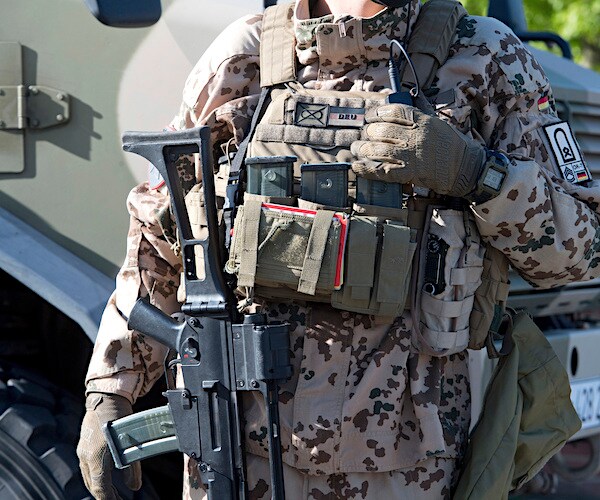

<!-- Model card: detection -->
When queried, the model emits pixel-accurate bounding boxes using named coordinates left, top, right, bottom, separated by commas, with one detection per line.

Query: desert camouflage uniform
left=86, top=0, right=600, bottom=498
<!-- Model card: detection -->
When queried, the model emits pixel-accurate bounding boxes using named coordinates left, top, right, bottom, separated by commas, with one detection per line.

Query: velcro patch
left=295, top=103, right=329, bottom=127
left=538, top=96, right=550, bottom=111
left=328, top=107, right=365, bottom=127
left=295, top=103, right=365, bottom=128
left=543, top=121, right=591, bottom=184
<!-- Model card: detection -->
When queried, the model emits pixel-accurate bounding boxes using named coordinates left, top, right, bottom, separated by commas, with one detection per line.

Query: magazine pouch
left=331, top=207, right=417, bottom=318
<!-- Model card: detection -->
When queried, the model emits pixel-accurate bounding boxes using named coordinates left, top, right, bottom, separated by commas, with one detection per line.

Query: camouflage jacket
left=86, top=0, right=600, bottom=475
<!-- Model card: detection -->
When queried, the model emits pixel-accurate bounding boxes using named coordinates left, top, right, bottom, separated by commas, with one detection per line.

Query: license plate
left=571, top=378, right=600, bottom=429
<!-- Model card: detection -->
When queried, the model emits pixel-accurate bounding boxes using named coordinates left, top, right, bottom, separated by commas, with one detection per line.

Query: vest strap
left=224, top=87, right=271, bottom=249
left=402, top=0, right=467, bottom=90
left=260, top=2, right=297, bottom=87
left=298, top=210, right=335, bottom=295
left=237, top=199, right=263, bottom=288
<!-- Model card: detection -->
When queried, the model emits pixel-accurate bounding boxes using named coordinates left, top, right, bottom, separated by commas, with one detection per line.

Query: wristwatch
left=466, top=150, right=510, bottom=204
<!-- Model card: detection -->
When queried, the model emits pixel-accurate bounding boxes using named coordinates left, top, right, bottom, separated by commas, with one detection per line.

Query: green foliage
left=460, top=0, right=487, bottom=16
left=455, top=0, right=600, bottom=71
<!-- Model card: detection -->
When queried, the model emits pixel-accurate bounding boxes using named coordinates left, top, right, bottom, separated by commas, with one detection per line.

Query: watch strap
left=466, top=150, right=510, bottom=204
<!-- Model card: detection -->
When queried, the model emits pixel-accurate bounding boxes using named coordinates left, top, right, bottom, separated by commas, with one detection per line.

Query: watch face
left=483, top=168, right=505, bottom=191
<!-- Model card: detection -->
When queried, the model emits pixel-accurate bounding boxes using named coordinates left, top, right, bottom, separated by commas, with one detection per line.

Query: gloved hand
left=351, top=103, right=486, bottom=197
left=77, top=393, right=142, bottom=500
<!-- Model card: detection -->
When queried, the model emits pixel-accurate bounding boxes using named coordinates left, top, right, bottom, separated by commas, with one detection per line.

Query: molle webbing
left=260, top=3, right=297, bottom=87
left=402, top=0, right=467, bottom=91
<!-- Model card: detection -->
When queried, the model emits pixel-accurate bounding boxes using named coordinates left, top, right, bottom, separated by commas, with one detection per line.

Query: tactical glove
left=77, top=393, right=142, bottom=499
left=351, top=103, right=486, bottom=197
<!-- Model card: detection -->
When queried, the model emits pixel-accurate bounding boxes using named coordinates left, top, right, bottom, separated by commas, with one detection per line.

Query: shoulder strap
left=402, top=0, right=467, bottom=91
left=260, top=0, right=466, bottom=91
left=260, top=2, right=297, bottom=87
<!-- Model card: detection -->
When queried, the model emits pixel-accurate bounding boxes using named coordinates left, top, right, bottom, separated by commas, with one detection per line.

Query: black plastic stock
left=123, top=127, right=232, bottom=318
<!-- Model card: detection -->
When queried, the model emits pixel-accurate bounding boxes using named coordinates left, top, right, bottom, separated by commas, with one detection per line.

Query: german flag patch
left=538, top=95, right=550, bottom=111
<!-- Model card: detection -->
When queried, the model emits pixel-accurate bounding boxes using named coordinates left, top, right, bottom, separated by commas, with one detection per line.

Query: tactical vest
left=199, top=0, right=510, bottom=356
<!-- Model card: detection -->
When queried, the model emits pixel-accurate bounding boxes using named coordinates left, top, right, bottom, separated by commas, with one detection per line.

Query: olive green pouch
left=228, top=197, right=416, bottom=315
left=454, top=310, right=581, bottom=498
left=468, top=244, right=511, bottom=351
left=227, top=197, right=344, bottom=300
left=331, top=213, right=417, bottom=318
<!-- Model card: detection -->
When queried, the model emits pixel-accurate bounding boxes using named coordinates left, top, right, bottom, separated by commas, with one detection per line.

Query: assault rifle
left=102, top=127, right=291, bottom=499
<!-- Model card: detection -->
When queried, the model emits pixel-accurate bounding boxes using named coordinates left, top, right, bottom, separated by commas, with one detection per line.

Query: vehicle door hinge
left=0, top=84, right=70, bottom=130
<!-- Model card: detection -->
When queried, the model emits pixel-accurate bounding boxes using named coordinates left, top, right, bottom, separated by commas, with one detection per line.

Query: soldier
left=77, top=0, right=600, bottom=498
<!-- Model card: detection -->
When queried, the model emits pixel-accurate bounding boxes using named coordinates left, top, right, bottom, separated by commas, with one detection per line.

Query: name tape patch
left=295, top=103, right=365, bottom=128
left=543, top=121, right=591, bottom=184
left=328, top=106, right=365, bottom=127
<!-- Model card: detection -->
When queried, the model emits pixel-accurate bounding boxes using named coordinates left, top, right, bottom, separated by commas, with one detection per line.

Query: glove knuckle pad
left=378, top=104, right=414, bottom=124
left=367, top=122, right=405, bottom=141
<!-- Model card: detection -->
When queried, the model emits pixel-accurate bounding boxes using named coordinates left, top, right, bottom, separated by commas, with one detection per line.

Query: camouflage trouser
left=182, top=453, right=458, bottom=499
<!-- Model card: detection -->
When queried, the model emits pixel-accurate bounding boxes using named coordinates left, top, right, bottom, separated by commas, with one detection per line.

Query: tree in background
left=459, top=0, right=600, bottom=71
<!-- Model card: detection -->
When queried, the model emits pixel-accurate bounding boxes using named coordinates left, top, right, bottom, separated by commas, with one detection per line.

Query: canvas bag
left=453, top=310, right=582, bottom=499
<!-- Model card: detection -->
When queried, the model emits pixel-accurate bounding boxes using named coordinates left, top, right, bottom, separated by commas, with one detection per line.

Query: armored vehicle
left=1, top=0, right=599, bottom=497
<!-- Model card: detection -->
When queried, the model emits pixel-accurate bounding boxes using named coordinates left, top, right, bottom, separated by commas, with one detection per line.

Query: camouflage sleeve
left=86, top=184, right=182, bottom=403
left=466, top=21, right=600, bottom=288
left=170, top=13, right=262, bottom=144
left=86, top=14, right=263, bottom=402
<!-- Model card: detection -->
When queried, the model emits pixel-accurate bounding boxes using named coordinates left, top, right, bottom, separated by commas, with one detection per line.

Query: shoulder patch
left=544, top=121, right=591, bottom=184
